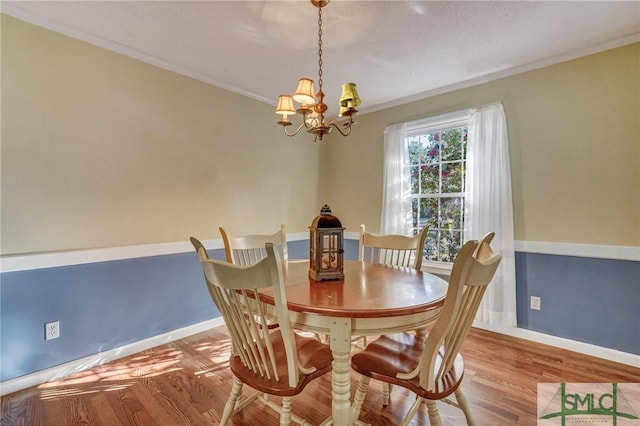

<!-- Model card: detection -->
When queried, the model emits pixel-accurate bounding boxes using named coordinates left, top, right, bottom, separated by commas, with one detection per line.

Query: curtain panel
left=465, top=103, right=516, bottom=327
left=380, top=122, right=410, bottom=235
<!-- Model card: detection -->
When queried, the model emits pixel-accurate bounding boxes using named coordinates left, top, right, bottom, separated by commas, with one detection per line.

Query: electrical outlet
left=530, top=296, right=541, bottom=311
left=45, top=321, right=60, bottom=340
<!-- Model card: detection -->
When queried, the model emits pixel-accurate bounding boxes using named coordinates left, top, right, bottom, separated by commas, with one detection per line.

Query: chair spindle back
left=419, top=238, right=502, bottom=390
left=359, top=224, right=429, bottom=270
left=220, top=225, right=288, bottom=266
left=192, top=239, right=300, bottom=387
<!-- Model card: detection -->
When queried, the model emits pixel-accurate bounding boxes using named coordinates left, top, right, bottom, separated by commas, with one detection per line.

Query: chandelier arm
left=326, top=117, right=355, bottom=137
left=326, top=116, right=354, bottom=129
left=282, top=122, right=309, bottom=137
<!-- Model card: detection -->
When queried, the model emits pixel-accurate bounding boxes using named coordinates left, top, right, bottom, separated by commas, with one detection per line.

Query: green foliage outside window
left=407, top=127, right=467, bottom=263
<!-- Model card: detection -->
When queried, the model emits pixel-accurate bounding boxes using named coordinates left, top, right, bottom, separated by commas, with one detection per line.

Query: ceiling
left=3, top=1, right=639, bottom=117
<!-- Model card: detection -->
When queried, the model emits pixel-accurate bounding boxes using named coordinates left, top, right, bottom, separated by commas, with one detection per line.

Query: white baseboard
left=0, top=318, right=225, bottom=397
left=473, top=322, right=640, bottom=368
left=3, top=317, right=636, bottom=397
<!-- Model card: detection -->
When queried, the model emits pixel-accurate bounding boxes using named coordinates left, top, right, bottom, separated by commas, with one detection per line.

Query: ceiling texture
left=3, top=1, right=639, bottom=117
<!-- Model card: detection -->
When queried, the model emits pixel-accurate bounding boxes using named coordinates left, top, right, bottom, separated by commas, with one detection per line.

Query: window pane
left=420, top=197, right=438, bottom=229
left=410, top=165, right=419, bottom=193
left=441, top=161, right=464, bottom=193
left=408, top=139, right=420, bottom=165
left=420, top=164, right=438, bottom=193
left=438, top=230, right=462, bottom=263
left=439, top=197, right=463, bottom=229
left=424, top=229, right=439, bottom=262
left=441, top=128, right=467, bottom=161
left=424, top=138, right=439, bottom=165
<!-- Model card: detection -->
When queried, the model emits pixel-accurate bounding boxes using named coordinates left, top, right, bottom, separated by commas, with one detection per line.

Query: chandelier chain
left=317, top=5, right=323, bottom=92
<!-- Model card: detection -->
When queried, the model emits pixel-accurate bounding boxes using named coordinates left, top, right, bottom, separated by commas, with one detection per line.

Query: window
left=381, top=109, right=472, bottom=266
left=383, top=103, right=516, bottom=327
left=408, top=126, right=467, bottom=263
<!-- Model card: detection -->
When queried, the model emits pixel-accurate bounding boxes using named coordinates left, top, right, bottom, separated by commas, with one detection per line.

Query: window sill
left=421, top=262, right=453, bottom=277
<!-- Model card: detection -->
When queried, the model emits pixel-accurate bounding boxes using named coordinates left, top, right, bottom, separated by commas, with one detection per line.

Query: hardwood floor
left=2, top=327, right=638, bottom=425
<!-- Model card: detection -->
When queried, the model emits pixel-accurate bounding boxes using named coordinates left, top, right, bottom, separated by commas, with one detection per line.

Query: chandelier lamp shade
left=275, top=0, right=361, bottom=142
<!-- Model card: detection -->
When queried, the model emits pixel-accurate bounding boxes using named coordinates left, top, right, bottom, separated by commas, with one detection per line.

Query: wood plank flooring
left=2, top=327, right=638, bottom=425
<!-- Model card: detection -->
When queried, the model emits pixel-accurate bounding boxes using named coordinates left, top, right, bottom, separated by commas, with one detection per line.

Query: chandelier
left=275, top=0, right=361, bottom=142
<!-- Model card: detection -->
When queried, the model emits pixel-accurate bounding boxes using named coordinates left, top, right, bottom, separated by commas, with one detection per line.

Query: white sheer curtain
left=381, top=103, right=516, bottom=328
left=380, top=123, right=411, bottom=235
left=465, top=102, right=516, bottom=327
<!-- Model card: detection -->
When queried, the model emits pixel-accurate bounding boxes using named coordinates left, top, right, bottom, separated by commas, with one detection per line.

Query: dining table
left=259, top=259, right=449, bottom=426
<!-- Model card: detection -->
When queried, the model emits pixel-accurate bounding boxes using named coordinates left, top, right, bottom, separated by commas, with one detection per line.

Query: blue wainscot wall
left=515, top=252, right=640, bottom=353
left=1, top=236, right=638, bottom=394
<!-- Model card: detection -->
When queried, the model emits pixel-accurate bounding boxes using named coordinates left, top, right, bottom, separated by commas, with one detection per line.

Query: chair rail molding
left=2, top=238, right=636, bottom=273
left=515, top=240, right=639, bottom=262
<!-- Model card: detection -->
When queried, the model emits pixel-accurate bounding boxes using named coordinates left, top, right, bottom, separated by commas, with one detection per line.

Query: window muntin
left=407, top=127, right=467, bottom=263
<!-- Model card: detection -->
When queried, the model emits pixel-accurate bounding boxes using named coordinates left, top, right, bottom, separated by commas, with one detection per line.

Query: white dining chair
left=190, top=238, right=333, bottom=425
left=219, top=224, right=288, bottom=266
left=349, top=238, right=502, bottom=425
left=359, top=224, right=429, bottom=270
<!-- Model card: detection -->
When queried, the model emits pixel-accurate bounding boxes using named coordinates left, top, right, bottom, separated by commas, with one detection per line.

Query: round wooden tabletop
left=276, top=259, right=449, bottom=318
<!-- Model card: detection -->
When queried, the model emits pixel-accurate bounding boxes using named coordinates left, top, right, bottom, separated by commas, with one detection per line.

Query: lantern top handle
left=311, top=204, right=344, bottom=229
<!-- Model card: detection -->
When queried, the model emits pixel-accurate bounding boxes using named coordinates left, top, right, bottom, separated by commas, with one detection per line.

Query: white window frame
left=388, top=109, right=472, bottom=275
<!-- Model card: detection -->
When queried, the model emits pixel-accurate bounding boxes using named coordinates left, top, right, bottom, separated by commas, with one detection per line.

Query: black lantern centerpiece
left=309, top=204, right=344, bottom=281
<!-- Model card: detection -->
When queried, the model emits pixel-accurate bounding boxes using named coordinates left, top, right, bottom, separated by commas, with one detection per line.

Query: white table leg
left=329, top=317, right=353, bottom=426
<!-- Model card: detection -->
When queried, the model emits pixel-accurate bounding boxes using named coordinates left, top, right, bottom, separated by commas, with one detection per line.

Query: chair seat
left=351, top=332, right=465, bottom=400
left=229, top=331, right=333, bottom=397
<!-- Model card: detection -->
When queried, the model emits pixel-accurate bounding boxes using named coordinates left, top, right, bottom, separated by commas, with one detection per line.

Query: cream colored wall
left=323, top=43, right=640, bottom=247
left=3, top=14, right=638, bottom=254
left=1, top=15, right=321, bottom=255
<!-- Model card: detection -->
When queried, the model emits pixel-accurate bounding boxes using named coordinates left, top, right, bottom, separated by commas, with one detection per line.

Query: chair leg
left=454, top=389, right=475, bottom=426
left=400, top=396, right=425, bottom=426
left=279, top=397, right=292, bottom=426
left=415, top=327, right=428, bottom=341
left=350, top=376, right=370, bottom=425
left=382, top=383, right=394, bottom=405
left=221, top=376, right=243, bottom=425
left=425, top=400, right=442, bottom=426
